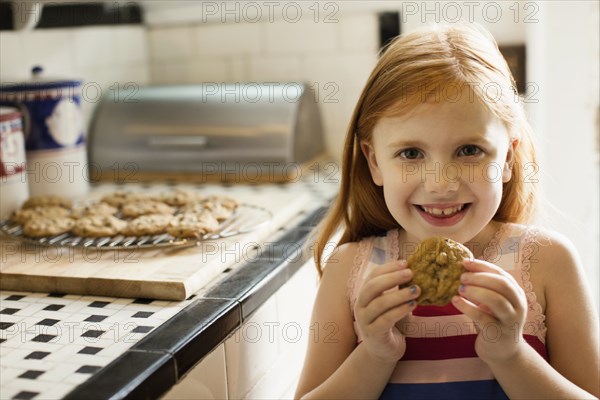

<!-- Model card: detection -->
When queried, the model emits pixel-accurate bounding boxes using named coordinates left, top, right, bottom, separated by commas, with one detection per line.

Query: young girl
left=295, top=23, right=599, bottom=399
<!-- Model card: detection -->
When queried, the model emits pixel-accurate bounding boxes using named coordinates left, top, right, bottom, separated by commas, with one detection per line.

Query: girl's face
left=362, top=94, right=517, bottom=245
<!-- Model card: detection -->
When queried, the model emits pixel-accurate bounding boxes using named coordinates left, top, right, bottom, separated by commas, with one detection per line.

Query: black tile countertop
left=63, top=206, right=328, bottom=400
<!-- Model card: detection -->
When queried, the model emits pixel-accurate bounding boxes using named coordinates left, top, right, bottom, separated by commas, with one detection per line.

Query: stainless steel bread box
left=88, top=83, right=325, bottom=182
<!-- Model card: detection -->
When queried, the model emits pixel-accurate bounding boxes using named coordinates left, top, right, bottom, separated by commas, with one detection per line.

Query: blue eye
left=458, top=145, right=482, bottom=157
left=398, top=148, right=422, bottom=160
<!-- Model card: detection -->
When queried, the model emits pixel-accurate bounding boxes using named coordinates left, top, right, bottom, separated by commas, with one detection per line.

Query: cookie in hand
left=407, top=237, right=473, bottom=306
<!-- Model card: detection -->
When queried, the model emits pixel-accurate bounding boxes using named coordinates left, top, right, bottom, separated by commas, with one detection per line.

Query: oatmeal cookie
left=71, top=202, right=118, bottom=218
left=159, top=190, right=200, bottom=206
left=10, top=206, right=71, bottom=224
left=100, top=191, right=149, bottom=207
left=121, top=200, right=175, bottom=218
left=72, top=215, right=128, bottom=237
left=407, top=237, right=473, bottom=306
left=23, top=217, right=75, bottom=238
left=122, top=214, right=173, bottom=236
left=167, top=211, right=219, bottom=238
left=188, top=201, right=233, bottom=222
left=22, top=195, right=72, bottom=209
left=201, top=195, right=239, bottom=210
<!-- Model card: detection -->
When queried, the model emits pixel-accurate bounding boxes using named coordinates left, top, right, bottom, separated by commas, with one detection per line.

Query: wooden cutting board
left=0, top=189, right=310, bottom=301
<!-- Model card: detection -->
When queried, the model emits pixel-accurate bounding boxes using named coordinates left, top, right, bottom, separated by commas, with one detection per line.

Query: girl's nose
left=422, top=162, right=460, bottom=194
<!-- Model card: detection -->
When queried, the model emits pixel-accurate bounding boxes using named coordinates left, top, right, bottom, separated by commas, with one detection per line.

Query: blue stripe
left=380, top=380, right=509, bottom=400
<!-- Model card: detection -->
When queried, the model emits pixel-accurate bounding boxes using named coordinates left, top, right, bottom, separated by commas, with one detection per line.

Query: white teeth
left=422, top=205, right=463, bottom=216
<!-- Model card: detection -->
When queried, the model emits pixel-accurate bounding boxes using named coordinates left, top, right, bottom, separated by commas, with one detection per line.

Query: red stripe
left=402, top=334, right=547, bottom=361
left=412, top=303, right=463, bottom=317
left=524, top=335, right=548, bottom=360
left=403, top=334, right=477, bottom=360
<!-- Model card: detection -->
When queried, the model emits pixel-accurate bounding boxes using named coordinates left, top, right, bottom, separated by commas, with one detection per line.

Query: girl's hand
left=452, top=259, right=528, bottom=365
left=354, top=260, right=420, bottom=363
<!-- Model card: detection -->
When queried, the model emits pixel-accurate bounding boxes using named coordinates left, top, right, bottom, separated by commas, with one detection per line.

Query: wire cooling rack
left=0, top=204, right=272, bottom=250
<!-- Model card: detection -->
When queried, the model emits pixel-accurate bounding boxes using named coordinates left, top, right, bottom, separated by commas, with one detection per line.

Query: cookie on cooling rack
left=10, top=206, right=71, bottom=225
left=184, top=202, right=233, bottom=222
left=71, top=202, right=118, bottom=218
left=100, top=191, right=149, bottom=207
left=22, top=195, right=72, bottom=209
left=122, top=214, right=173, bottom=236
left=23, top=216, right=75, bottom=238
left=167, top=211, right=219, bottom=238
left=72, top=215, right=128, bottom=237
left=158, top=190, right=201, bottom=207
left=120, top=200, right=175, bottom=218
left=407, top=237, right=473, bottom=306
left=201, top=195, right=239, bottom=210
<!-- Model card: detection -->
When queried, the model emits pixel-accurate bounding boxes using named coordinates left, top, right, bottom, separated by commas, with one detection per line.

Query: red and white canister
left=0, top=107, right=29, bottom=218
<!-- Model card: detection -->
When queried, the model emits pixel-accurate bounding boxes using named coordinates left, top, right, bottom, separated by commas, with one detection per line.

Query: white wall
left=526, top=1, right=600, bottom=307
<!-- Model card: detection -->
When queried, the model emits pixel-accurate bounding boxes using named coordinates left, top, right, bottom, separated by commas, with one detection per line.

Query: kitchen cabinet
left=162, top=344, right=227, bottom=400
left=161, top=260, right=318, bottom=399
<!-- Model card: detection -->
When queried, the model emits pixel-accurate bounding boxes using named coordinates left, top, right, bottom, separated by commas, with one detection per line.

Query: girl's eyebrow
left=386, top=135, right=494, bottom=148
left=386, top=139, right=425, bottom=148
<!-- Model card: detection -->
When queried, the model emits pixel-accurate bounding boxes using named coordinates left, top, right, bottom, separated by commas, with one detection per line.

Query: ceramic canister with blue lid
left=0, top=66, right=89, bottom=199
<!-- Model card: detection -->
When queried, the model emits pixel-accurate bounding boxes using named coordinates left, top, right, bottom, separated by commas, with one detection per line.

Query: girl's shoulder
left=498, top=222, right=579, bottom=263
left=321, top=241, right=363, bottom=292
left=498, top=222, right=583, bottom=287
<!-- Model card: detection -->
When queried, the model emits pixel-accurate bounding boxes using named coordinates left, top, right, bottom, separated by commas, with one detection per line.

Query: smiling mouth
left=417, top=203, right=471, bottom=218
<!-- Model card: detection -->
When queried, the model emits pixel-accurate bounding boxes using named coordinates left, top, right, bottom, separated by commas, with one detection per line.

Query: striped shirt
left=347, top=223, right=548, bottom=399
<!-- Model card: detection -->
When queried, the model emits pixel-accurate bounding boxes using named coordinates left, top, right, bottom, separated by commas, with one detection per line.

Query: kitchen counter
left=0, top=177, right=336, bottom=399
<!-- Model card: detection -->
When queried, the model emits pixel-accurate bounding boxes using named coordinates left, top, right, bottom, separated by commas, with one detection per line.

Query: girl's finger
left=369, top=300, right=418, bottom=333
left=451, top=295, right=495, bottom=329
left=460, top=271, right=523, bottom=310
left=366, top=260, right=410, bottom=280
left=358, top=262, right=412, bottom=307
left=463, top=259, right=518, bottom=287
left=458, top=284, right=514, bottom=323
left=360, top=285, right=420, bottom=325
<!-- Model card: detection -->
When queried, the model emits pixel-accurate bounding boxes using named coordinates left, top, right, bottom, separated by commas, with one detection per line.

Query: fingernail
left=460, top=273, right=469, bottom=282
left=398, top=259, right=407, bottom=267
left=463, top=258, right=472, bottom=264
left=401, top=269, right=412, bottom=278
left=408, top=300, right=416, bottom=307
left=459, top=284, right=466, bottom=293
left=409, top=285, right=418, bottom=295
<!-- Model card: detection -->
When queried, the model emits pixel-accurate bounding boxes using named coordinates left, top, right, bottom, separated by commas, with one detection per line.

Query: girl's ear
left=360, top=141, right=383, bottom=186
left=502, top=138, right=519, bottom=183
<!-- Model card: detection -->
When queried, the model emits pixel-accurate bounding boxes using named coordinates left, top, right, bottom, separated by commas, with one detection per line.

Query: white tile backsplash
left=247, top=55, right=302, bottom=82
left=0, top=11, right=379, bottom=161
left=338, top=14, right=379, bottom=52
left=194, top=23, right=262, bottom=56
left=148, top=25, right=196, bottom=61
left=0, top=25, right=150, bottom=136
left=0, top=32, right=26, bottom=81
left=22, top=29, right=75, bottom=78
left=113, top=26, right=149, bottom=65
left=263, top=18, right=338, bottom=55
left=187, top=57, right=233, bottom=82
left=72, top=27, right=117, bottom=69
left=143, top=11, right=380, bottom=160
